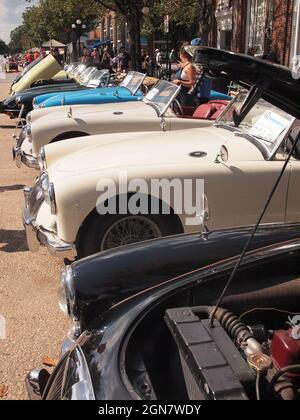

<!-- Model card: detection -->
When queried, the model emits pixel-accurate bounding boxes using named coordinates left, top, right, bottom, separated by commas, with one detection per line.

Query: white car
left=14, top=79, right=229, bottom=169
left=22, top=49, right=300, bottom=259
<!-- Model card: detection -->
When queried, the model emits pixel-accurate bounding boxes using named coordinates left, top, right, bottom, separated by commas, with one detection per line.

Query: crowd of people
left=78, top=38, right=212, bottom=107
left=80, top=45, right=132, bottom=73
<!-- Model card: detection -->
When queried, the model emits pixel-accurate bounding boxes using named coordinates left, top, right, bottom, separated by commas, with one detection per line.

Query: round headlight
left=38, top=147, right=47, bottom=171
left=40, top=171, right=50, bottom=193
left=15, top=96, right=21, bottom=105
left=26, top=112, right=32, bottom=124
left=40, top=172, right=56, bottom=214
left=58, top=266, right=77, bottom=320
left=220, top=145, right=229, bottom=162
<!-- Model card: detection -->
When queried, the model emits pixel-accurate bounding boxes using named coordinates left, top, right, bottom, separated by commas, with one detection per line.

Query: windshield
left=143, top=80, right=180, bottom=117
left=120, top=71, right=146, bottom=95
left=216, top=89, right=295, bottom=157
left=71, top=64, right=87, bottom=77
left=84, top=69, right=110, bottom=88
left=79, top=67, right=97, bottom=83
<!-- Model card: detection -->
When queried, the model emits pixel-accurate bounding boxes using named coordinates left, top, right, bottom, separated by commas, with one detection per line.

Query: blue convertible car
left=34, top=71, right=147, bottom=108
left=34, top=71, right=231, bottom=109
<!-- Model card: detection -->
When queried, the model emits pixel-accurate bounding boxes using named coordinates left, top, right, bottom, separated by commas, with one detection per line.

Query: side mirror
left=288, top=126, right=300, bottom=160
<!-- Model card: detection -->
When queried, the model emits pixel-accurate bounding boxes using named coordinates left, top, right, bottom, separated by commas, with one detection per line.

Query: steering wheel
left=172, top=99, right=184, bottom=117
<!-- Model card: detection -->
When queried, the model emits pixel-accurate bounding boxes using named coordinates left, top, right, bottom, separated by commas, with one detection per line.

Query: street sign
left=164, top=15, right=169, bottom=34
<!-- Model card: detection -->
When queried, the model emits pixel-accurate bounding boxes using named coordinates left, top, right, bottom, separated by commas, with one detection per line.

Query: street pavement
left=0, top=73, right=70, bottom=400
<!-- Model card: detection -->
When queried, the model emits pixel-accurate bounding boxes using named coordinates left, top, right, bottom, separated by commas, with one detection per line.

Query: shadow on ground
left=0, top=185, right=24, bottom=193
left=0, top=229, right=28, bottom=253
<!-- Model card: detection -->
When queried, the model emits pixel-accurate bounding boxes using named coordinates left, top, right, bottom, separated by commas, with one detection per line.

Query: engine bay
left=124, top=255, right=300, bottom=400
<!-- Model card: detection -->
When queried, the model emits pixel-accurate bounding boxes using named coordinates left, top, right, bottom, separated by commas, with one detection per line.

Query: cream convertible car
left=14, top=78, right=230, bottom=169
left=23, top=48, right=300, bottom=259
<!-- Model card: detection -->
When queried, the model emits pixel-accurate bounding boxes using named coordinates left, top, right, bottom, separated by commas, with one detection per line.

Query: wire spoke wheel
left=100, top=216, right=163, bottom=251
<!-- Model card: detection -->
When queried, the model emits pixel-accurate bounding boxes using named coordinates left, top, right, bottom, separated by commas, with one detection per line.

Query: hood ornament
left=160, top=117, right=166, bottom=131
left=68, top=107, right=73, bottom=118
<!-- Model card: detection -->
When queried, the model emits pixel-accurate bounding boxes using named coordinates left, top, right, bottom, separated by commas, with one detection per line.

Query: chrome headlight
left=38, top=147, right=47, bottom=171
left=15, top=96, right=21, bottom=107
left=40, top=172, right=56, bottom=214
left=26, top=126, right=32, bottom=143
left=58, top=266, right=77, bottom=320
left=26, top=112, right=32, bottom=124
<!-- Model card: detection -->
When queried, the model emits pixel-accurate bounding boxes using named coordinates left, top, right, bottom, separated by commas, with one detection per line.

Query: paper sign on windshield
left=249, top=111, right=290, bottom=143
left=122, top=74, right=133, bottom=87
left=146, top=88, right=159, bottom=101
left=87, top=79, right=100, bottom=87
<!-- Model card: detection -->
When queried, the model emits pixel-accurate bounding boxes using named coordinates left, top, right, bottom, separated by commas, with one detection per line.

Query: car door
left=199, top=160, right=291, bottom=232
left=285, top=156, right=300, bottom=222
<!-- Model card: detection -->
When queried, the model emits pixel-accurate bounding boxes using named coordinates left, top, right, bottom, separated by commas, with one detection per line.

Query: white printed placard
left=146, top=88, right=159, bottom=101
left=122, top=74, right=133, bottom=87
left=87, top=79, right=100, bottom=87
left=249, top=111, right=291, bottom=143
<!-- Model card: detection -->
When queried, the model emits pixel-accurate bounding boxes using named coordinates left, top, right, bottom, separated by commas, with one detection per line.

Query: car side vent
left=189, top=151, right=207, bottom=158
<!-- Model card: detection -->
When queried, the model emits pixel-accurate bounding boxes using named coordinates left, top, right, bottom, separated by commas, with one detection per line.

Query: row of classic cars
left=4, top=47, right=300, bottom=400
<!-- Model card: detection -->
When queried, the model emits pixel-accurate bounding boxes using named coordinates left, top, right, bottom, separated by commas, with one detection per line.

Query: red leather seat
left=211, top=109, right=225, bottom=120
left=208, top=100, right=229, bottom=107
left=208, top=100, right=228, bottom=120
left=192, top=104, right=216, bottom=119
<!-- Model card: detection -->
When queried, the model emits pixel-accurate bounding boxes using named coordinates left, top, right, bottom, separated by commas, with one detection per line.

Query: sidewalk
left=0, top=77, right=69, bottom=400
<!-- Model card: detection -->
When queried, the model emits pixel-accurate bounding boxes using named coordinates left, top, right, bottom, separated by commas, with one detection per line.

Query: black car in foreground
left=26, top=222, right=300, bottom=400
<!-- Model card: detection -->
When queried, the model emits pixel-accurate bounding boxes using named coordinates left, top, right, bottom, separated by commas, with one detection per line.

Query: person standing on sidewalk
left=172, top=46, right=197, bottom=106
left=117, top=47, right=131, bottom=73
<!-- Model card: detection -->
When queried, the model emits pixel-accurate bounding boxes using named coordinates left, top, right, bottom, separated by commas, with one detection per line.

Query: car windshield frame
left=83, top=69, right=110, bottom=88
left=120, top=71, right=147, bottom=96
left=143, top=80, right=181, bottom=117
left=214, top=88, right=296, bottom=160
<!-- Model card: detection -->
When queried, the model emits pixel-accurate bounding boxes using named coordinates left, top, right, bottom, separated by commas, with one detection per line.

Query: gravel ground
left=0, top=74, right=70, bottom=400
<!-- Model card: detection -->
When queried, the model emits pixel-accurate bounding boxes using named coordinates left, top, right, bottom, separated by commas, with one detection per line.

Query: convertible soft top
left=192, top=47, right=300, bottom=119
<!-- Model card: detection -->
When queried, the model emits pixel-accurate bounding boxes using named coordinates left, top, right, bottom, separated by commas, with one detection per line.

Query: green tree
left=93, top=0, right=160, bottom=70
left=21, top=0, right=104, bottom=46
left=0, top=39, right=10, bottom=55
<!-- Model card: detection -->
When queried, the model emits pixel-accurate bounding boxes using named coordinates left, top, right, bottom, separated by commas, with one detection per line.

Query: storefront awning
left=87, top=39, right=112, bottom=49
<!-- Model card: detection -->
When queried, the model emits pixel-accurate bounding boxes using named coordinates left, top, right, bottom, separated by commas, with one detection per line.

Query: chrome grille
left=25, top=179, right=44, bottom=217
left=45, top=355, right=68, bottom=400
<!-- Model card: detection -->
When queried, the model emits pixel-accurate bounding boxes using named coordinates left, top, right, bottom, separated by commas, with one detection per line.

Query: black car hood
left=193, top=47, right=300, bottom=119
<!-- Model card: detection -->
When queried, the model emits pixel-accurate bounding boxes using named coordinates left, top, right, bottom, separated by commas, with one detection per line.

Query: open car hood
left=192, top=47, right=300, bottom=119
left=11, top=54, right=62, bottom=94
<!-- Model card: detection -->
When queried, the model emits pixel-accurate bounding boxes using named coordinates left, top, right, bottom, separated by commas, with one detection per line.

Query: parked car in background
left=26, top=221, right=300, bottom=400
left=1, top=67, right=109, bottom=120
left=5, top=57, right=18, bottom=72
left=9, top=54, right=69, bottom=94
left=33, top=68, right=231, bottom=109
left=22, top=48, right=300, bottom=259
left=15, top=79, right=230, bottom=169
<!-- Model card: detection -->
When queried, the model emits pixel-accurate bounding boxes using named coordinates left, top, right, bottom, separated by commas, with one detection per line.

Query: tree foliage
left=13, top=0, right=104, bottom=49
left=0, top=39, right=9, bottom=55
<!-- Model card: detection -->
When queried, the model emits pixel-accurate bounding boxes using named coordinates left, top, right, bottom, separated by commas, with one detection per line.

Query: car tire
left=78, top=213, right=182, bottom=258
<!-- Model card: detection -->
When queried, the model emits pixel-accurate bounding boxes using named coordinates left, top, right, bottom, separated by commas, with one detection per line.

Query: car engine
left=165, top=304, right=300, bottom=400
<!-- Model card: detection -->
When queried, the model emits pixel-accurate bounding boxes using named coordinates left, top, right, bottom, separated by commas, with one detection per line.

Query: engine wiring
left=239, top=308, right=300, bottom=321
left=256, top=372, right=261, bottom=401
left=269, top=365, right=300, bottom=395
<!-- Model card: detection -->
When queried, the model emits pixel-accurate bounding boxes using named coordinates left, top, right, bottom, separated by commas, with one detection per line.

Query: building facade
left=213, top=0, right=300, bottom=67
left=88, top=1, right=300, bottom=67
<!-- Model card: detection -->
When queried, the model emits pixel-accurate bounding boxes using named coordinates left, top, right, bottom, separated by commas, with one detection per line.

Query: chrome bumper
left=23, top=185, right=77, bottom=259
left=25, top=369, right=50, bottom=400
left=12, top=146, right=39, bottom=169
